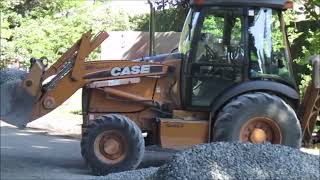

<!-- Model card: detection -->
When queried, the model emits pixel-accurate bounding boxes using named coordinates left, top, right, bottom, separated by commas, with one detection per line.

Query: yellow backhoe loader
left=1, top=0, right=319, bottom=175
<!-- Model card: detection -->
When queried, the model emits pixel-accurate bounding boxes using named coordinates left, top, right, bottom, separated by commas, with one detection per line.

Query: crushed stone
left=150, top=142, right=320, bottom=180
left=96, top=167, right=159, bottom=180
left=0, top=68, right=26, bottom=85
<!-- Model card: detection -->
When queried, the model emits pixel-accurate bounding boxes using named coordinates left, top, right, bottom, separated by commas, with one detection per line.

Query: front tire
left=81, top=114, right=145, bottom=175
left=212, top=92, right=301, bottom=148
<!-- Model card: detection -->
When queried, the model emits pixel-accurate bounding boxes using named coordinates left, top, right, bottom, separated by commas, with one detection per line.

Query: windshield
left=179, top=10, right=200, bottom=54
left=248, top=8, right=294, bottom=82
left=194, top=8, right=244, bottom=64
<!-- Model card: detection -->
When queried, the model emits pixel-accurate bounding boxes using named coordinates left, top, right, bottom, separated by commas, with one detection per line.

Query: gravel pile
left=0, top=79, right=22, bottom=116
left=97, top=167, right=159, bottom=180
left=0, top=69, right=26, bottom=116
left=0, top=68, right=31, bottom=129
left=150, top=142, right=320, bottom=180
left=0, top=68, right=26, bottom=85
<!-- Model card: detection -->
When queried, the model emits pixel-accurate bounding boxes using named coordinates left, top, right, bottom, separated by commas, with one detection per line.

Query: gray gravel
left=150, top=142, right=320, bottom=180
left=0, top=68, right=26, bottom=85
left=0, top=69, right=26, bottom=115
left=0, top=68, right=33, bottom=127
left=97, top=167, right=159, bottom=180
left=0, top=79, right=22, bottom=116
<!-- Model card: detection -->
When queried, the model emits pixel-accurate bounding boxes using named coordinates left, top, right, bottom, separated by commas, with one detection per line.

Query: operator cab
left=179, top=0, right=296, bottom=109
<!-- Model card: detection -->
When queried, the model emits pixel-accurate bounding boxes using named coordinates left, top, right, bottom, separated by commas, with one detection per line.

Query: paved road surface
left=0, top=123, right=172, bottom=180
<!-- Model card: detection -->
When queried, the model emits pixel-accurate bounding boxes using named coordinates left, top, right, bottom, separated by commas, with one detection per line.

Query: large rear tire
left=212, top=92, right=302, bottom=148
left=81, top=114, right=145, bottom=175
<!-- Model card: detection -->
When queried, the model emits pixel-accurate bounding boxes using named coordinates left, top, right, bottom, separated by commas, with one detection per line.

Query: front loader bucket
left=0, top=70, right=36, bottom=128
left=0, top=31, right=109, bottom=128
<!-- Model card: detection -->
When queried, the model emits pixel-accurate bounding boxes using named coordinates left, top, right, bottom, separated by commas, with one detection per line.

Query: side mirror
left=310, top=55, right=320, bottom=89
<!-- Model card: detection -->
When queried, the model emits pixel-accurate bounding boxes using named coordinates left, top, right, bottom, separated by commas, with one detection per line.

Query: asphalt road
left=0, top=123, right=173, bottom=180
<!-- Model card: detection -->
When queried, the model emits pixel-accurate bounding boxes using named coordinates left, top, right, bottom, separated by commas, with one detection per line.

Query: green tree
left=286, top=1, right=320, bottom=94
left=1, top=0, right=131, bottom=68
left=130, top=0, right=188, bottom=32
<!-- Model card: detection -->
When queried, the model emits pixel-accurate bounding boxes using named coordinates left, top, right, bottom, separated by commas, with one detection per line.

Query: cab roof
left=190, top=0, right=289, bottom=9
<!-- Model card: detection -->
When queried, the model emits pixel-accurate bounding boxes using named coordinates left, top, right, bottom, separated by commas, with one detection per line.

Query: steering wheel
left=205, top=44, right=218, bottom=60
left=228, top=45, right=243, bottom=61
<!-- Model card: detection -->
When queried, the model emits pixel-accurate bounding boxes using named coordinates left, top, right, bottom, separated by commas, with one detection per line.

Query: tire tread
left=81, top=114, right=144, bottom=175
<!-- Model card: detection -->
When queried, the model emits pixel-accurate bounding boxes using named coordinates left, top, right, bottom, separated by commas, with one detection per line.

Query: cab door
left=185, top=7, right=246, bottom=109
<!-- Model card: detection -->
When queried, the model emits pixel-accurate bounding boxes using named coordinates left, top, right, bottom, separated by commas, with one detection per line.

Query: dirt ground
left=0, top=90, right=174, bottom=179
left=0, top=121, right=173, bottom=180
left=1, top=122, right=92, bottom=180
left=27, top=90, right=83, bottom=138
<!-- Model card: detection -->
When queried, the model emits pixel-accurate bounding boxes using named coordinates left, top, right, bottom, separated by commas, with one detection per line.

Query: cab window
left=191, top=8, right=244, bottom=107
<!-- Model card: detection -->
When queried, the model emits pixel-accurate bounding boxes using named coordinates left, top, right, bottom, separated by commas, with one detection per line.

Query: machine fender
left=210, top=81, right=299, bottom=116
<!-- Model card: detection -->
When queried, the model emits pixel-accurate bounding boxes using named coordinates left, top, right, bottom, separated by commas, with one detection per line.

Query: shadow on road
left=1, top=124, right=175, bottom=179
left=1, top=125, right=92, bottom=179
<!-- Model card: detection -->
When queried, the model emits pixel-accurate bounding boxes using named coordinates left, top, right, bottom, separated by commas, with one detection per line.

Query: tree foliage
left=287, top=0, right=320, bottom=94
left=152, top=0, right=189, bottom=10
left=130, top=0, right=188, bottom=32
left=1, top=0, right=131, bottom=68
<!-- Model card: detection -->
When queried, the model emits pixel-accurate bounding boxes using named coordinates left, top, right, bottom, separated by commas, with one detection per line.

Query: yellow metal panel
left=160, top=118, right=209, bottom=149
left=23, top=61, right=45, bottom=97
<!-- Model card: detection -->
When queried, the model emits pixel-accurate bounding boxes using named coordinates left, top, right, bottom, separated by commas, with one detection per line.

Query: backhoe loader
left=1, top=0, right=319, bottom=175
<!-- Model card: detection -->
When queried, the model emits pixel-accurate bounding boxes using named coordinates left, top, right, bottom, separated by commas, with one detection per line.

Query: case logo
left=111, top=65, right=151, bottom=76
